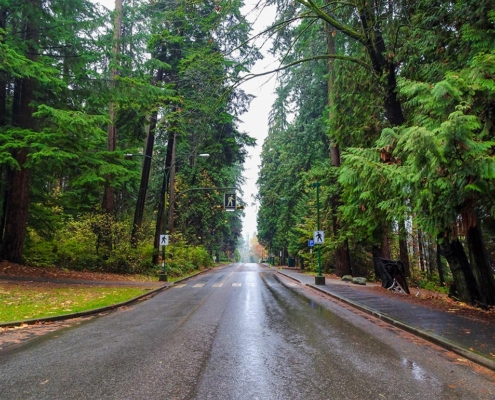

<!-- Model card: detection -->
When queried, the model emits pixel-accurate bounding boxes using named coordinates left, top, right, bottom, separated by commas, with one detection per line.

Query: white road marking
left=286, top=282, right=298, bottom=287
left=193, top=283, right=206, bottom=288
left=212, top=283, right=224, bottom=287
left=174, top=284, right=187, bottom=288
left=232, top=283, right=241, bottom=287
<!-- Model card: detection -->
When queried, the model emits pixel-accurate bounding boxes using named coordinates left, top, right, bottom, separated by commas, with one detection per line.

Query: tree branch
left=297, top=0, right=366, bottom=44
left=234, top=54, right=372, bottom=88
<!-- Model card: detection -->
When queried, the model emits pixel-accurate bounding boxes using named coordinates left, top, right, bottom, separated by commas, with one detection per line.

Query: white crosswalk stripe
left=172, top=282, right=253, bottom=289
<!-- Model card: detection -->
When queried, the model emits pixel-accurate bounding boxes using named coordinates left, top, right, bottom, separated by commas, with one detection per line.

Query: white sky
left=238, top=2, right=277, bottom=239
left=95, top=0, right=277, bottom=240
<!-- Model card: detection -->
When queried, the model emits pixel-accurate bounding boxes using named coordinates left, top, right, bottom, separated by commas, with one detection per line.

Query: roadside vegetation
left=255, top=1, right=495, bottom=307
left=23, top=216, right=214, bottom=278
left=1, top=1, right=252, bottom=280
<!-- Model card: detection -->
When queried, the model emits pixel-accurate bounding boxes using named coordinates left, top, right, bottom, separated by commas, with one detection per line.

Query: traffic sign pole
left=159, top=235, right=169, bottom=281
left=316, top=182, right=322, bottom=277
left=311, top=181, right=325, bottom=285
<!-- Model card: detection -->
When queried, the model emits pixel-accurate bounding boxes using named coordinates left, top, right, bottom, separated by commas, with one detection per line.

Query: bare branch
left=233, top=54, right=372, bottom=89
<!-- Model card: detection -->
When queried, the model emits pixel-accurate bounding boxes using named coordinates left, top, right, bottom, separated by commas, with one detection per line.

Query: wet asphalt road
left=0, top=263, right=493, bottom=399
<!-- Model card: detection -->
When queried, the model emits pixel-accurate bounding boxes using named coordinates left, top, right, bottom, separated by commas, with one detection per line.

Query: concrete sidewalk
left=276, top=267, right=495, bottom=371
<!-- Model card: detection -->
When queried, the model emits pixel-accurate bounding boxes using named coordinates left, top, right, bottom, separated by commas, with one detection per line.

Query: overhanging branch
left=234, top=54, right=372, bottom=88
left=297, top=0, right=366, bottom=44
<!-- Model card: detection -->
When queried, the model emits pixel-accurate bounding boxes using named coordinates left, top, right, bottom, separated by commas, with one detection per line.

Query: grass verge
left=0, top=284, right=149, bottom=324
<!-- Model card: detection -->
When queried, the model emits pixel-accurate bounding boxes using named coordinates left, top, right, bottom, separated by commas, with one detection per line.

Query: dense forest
left=256, top=0, right=495, bottom=306
left=0, top=0, right=257, bottom=276
left=2, top=0, right=495, bottom=306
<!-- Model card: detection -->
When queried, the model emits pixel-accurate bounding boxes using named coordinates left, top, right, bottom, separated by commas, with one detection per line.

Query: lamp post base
left=314, top=275, right=326, bottom=285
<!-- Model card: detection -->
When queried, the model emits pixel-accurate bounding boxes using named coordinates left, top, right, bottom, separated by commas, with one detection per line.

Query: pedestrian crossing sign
left=224, top=193, right=236, bottom=211
left=313, top=231, right=324, bottom=244
left=160, top=234, right=169, bottom=246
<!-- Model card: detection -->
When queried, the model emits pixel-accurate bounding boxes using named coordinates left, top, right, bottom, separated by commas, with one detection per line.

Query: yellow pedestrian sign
left=313, top=230, right=324, bottom=244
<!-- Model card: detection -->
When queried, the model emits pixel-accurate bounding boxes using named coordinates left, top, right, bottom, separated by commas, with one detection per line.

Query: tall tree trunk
left=418, top=230, right=425, bottom=272
left=466, top=218, right=495, bottom=306
left=398, top=220, right=410, bottom=277
left=440, top=236, right=480, bottom=305
left=103, top=0, right=123, bottom=217
left=436, top=238, right=445, bottom=286
left=380, top=228, right=391, bottom=259
left=428, top=242, right=435, bottom=277
left=356, top=1, right=405, bottom=126
left=151, top=105, right=178, bottom=264
left=2, top=150, right=30, bottom=262
left=411, top=223, right=419, bottom=271
left=1, top=2, right=39, bottom=262
left=130, top=68, right=164, bottom=246
left=326, top=16, right=351, bottom=277
left=167, top=130, right=177, bottom=234
left=0, top=6, right=7, bottom=127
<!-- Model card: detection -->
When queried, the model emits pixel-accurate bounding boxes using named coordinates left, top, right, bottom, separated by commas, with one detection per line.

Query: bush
left=165, top=260, right=196, bottom=277
left=24, top=214, right=156, bottom=274
left=417, top=272, right=450, bottom=294
left=23, top=231, right=59, bottom=267
left=24, top=213, right=212, bottom=277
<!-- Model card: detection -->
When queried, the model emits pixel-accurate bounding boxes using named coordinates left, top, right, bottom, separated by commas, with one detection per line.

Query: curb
left=0, top=267, right=216, bottom=329
left=277, top=271, right=495, bottom=372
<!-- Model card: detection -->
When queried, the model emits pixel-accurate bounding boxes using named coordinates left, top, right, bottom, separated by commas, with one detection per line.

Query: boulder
left=341, top=275, right=353, bottom=282
left=352, top=277, right=367, bottom=285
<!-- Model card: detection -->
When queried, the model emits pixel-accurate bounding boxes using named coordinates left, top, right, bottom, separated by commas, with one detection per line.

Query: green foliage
left=24, top=215, right=154, bottom=274
left=164, top=238, right=213, bottom=277
left=417, top=272, right=451, bottom=295
left=24, top=214, right=213, bottom=276
left=256, top=0, right=495, bottom=293
left=0, top=0, right=256, bottom=268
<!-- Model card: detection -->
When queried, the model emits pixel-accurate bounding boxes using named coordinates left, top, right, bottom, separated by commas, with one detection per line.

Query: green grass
left=0, top=285, right=149, bottom=324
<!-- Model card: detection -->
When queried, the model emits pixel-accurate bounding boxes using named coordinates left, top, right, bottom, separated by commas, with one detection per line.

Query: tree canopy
left=255, top=0, right=495, bottom=305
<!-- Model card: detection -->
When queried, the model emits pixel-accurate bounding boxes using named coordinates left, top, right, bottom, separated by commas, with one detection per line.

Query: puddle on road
left=402, top=358, right=430, bottom=382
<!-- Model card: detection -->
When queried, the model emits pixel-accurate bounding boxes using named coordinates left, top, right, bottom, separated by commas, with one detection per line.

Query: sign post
left=159, top=235, right=169, bottom=282
left=311, top=182, right=325, bottom=285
